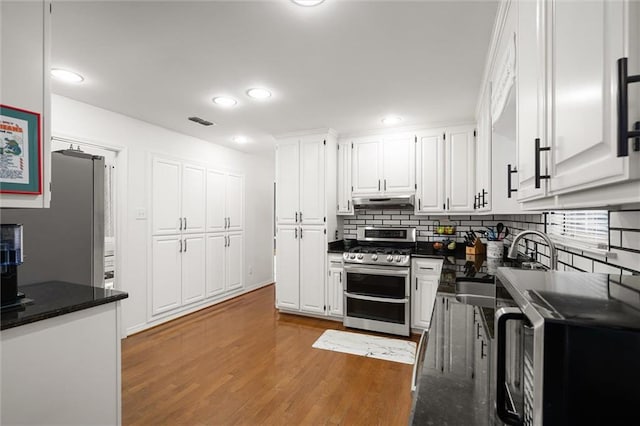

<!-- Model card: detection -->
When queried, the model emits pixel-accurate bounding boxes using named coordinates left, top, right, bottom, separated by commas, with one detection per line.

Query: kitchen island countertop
left=1, top=281, right=128, bottom=330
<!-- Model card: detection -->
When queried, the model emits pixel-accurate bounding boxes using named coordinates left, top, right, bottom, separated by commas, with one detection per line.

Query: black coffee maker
left=1, top=224, right=24, bottom=307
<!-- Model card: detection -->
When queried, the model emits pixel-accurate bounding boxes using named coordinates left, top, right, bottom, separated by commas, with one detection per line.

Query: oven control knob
left=357, top=254, right=364, bottom=260
left=395, top=256, right=402, bottom=262
left=349, top=254, right=356, bottom=260
left=386, top=255, right=393, bottom=262
left=371, top=254, right=378, bottom=261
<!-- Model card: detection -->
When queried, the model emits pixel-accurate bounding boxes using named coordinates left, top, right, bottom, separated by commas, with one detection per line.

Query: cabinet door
left=445, top=129, right=476, bottom=212
left=275, top=225, right=300, bottom=310
left=181, top=234, right=206, bottom=305
left=426, top=296, right=445, bottom=372
left=337, top=141, right=353, bottom=214
left=226, top=173, right=243, bottom=231
left=382, top=135, right=415, bottom=194
left=151, top=235, right=182, bottom=315
left=205, top=233, right=226, bottom=297
left=444, top=297, right=474, bottom=377
left=416, top=132, right=445, bottom=213
left=226, top=232, right=243, bottom=291
left=328, top=262, right=344, bottom=316
left=299, top=138, right=326, bottom=225
left=476, top=92, right=492, bottom=212
left=352, top=139, right=382, bottom=195
left=152, top=158, right=181, bottom=235
left=549, top=0, right=630, bottom=194
left=299, top=226, right=326, bottom=314
left=275, top=139, right=300, bottom=224
left=206, top=169, right=226, bottom=233
left=181, top=163, right=206, bottom=233
left=412, top=274, right=439, bottom=329
left=516, top=0, right=548, bottom=201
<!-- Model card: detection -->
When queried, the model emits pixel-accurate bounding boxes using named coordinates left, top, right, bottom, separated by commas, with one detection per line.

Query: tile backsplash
left=341, top=209, right=640, bottom=277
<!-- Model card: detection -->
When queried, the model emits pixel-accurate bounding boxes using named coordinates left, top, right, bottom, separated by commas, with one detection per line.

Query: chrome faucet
left=507, top=230, right=558, bottom=270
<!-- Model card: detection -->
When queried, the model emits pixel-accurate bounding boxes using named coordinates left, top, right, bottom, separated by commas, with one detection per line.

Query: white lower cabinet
left=275, top=225, right=327, bottom=315
left=181, top=234, right=206, bottom=305
left=205, top=233, right=226, bottom=298
left=151, top=235, right=182, bottom=315
left=327, top=254, right=344, bottom=317
left=411, top=258, right=442, bottom=329
left=205, top=232, right=244, bottom=298
left=152, top=233, right=206, bottom=315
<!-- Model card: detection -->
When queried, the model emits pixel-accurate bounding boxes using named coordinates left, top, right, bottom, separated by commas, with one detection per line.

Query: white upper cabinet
left=382, top=135, right=416, bottom=194
left=299, top=137, right=326, bottom=225
left=206, top=170, right=243, bottom=233
left=206, top=170, right=226, bottom=233
left=516, top=0, right=548, bottom=202
left=351, top=135, right=415, bottom=196
left=337, top=141, right=353, bottom=215
left=275, top=139, right=301, bottom=224
left=181, top=164, right=206, bottom=233
left=415, top=132, right=445, bottom=213
left=0, top=1, right=51, bottom=209
left=352, top=138, right=383, bottom=195
left=416, top=126, right=476, bottom=214
left=548, top=0, right=637, bottom=194
left=475, top=91, right=492, bottom=212
left=225, top=173, right=244, bottom=231
left=446, top=129, right=476, bottom=212
left=152, top=158, right=182, bottom=235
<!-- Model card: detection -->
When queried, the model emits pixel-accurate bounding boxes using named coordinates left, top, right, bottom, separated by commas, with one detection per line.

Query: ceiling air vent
left=188, top=116, right=215, bottom=126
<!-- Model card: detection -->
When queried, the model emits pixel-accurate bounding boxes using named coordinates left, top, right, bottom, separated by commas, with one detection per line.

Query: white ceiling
left=51, top=0, right=498, bottom=154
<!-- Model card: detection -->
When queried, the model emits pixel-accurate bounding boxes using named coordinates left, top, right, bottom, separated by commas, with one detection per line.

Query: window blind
left=546, top=211, right=609, bottom=251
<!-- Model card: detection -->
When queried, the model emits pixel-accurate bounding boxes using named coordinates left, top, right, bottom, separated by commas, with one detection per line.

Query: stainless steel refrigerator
left=1, top=150, right=105, bottom=287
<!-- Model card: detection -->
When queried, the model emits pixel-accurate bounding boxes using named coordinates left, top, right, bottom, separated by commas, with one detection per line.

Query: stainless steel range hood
left=352, top=194, right=415, bottom=210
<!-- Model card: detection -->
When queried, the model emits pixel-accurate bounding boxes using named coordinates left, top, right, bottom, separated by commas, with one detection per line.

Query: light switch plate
left=135, top=208, right=147, bottom=220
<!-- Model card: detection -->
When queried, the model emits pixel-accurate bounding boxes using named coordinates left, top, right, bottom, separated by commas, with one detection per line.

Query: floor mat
left=312, top=329, right=416, bottom=365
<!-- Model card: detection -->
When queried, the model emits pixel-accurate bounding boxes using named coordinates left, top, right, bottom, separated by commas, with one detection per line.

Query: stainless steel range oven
left=343, top=227, right=415, bottom=336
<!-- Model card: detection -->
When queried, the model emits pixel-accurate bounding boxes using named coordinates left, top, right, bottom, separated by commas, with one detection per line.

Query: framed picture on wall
left=0, top=104, right=42, bottom=195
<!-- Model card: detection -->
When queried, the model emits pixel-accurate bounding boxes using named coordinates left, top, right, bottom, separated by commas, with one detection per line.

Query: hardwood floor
left=122, top=285, right=418, bottom=425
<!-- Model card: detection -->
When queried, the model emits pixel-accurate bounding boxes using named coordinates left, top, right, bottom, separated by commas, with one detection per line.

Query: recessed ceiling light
left=212, top=96, right=237, bottom=107
left=246, top=88, right=272, bottom=99
left=382, top=116, right=402, bottom=125
left=233, top=136, right=248, bottom=144
left=51, top=68, right=84, bottom=83
left=291, top=0, right=325, bottom=6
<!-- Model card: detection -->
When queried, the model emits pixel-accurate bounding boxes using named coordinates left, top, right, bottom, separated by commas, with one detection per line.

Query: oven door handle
left=343, top=264, right=410, bottom=277
left=344, top=292, right=409, bottom=304
left=496, top=307, right=527, bottom=426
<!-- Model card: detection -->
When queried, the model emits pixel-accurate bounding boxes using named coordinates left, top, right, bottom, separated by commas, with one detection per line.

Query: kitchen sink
left=455, top=278, right=495, bottom=308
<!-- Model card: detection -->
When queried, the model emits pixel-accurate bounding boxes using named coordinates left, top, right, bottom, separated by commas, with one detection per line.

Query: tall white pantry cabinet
left=275, top=131, right=338, bottom=317
left=150, top=155, right=244, bottom=319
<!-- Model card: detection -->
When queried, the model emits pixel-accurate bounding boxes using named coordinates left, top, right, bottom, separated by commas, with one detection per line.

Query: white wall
left=51, top=95, right=275, bottom=334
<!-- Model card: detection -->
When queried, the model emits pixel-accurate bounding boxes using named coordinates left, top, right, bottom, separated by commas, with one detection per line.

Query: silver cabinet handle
left=179, top=239, right=183, bottom=253
left=347, top=200, right=350, bottom=210
left=378, top=179, right=381, bottom=191
left=384, top=179, right=387, bottom=191
left=184, top=217, right=187, bottom=230
left=224, top=236, right=227, bottom=247
left=228, top=236, right=231, bottom=247
left=227, top=217, right=231, bottom=228
left=184, top=238, right=187, bottom=252
left=300, top=227, right=303, bottom=239
left=299, top=211, right=303, bottom=222
left=295, top=212, right=298, bottom=223
left=179, top=217, right=183, bottom=230
left=295, top=228, right=298, bottom=239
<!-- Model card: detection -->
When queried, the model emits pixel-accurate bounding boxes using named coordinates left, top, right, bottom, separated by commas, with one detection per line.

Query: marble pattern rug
left=312, top=329, right=416, bottom=365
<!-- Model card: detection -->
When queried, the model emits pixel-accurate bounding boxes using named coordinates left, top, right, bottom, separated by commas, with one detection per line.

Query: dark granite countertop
left=1, top=281, right=128, bottom=331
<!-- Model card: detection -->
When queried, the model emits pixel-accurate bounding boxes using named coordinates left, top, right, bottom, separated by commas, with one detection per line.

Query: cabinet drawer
left=412, top=259, right=443, bottom=275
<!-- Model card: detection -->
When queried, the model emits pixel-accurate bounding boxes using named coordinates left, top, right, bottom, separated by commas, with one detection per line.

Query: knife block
left=465, top=239, right=485, bottom=255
